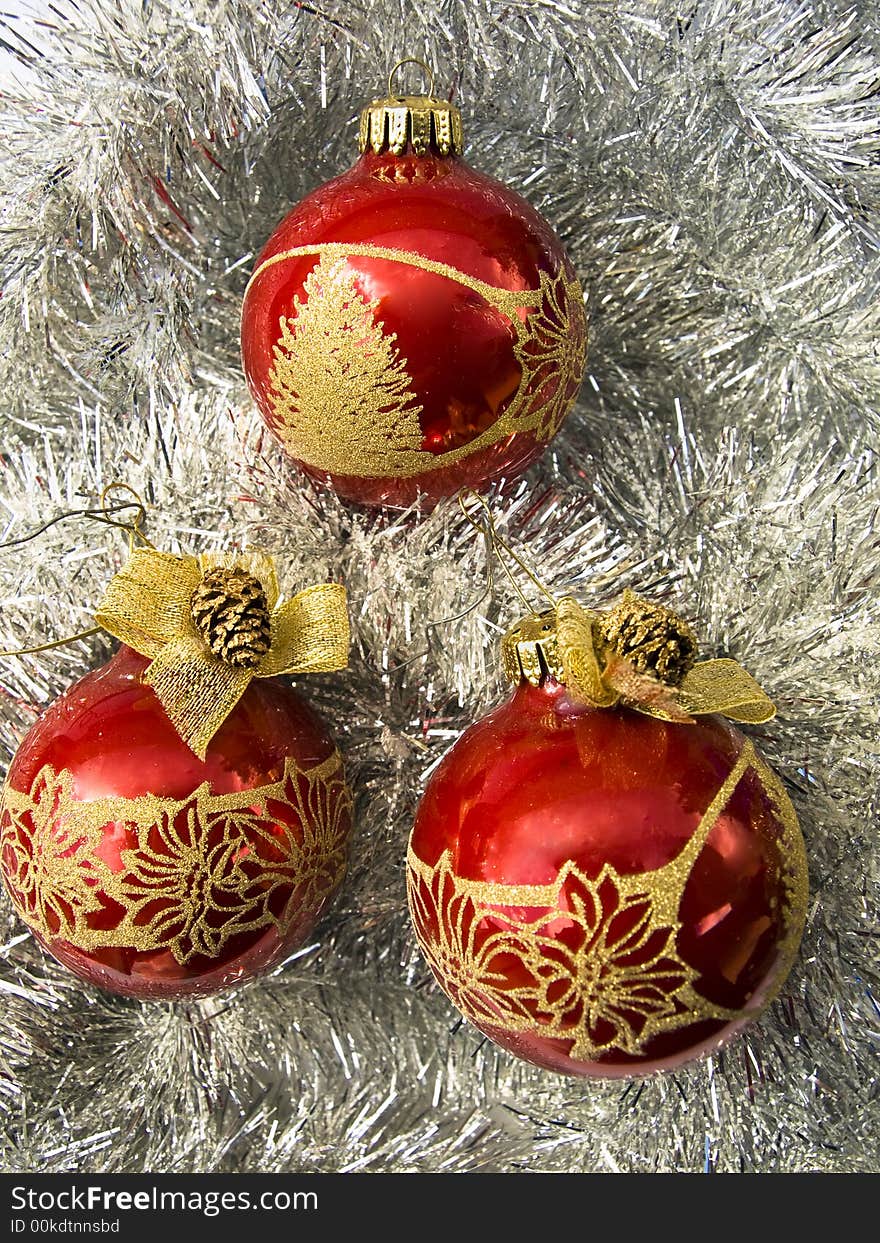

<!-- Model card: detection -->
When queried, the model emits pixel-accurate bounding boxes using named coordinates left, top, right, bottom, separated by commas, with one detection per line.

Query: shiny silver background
left=0, top=0, right=877, bottom=1173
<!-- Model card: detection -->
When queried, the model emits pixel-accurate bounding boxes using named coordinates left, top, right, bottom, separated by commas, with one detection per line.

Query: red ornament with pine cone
left=0, top=547, right=352, bottom=1000
left=240, top=61, right=587, bottom=509
left=407, top=592, right=808, bottom=1076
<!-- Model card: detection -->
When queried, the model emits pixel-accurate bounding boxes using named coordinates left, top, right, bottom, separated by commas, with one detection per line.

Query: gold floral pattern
left=250, top=243, right=587, bottom=479
left=407, top=739, right=809, bottom=1061
left=1, top=769, right=106, bottom=940
left=512, top=268, right=588, bottom=440
left=406, top=850, right=544, bottom=1035
left=530, top=866, right=700, bottom=1059
left=0, top=752, right=351, bottom=964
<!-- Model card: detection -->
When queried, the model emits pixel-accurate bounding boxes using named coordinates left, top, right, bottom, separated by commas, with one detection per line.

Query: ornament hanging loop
left=384, top=487, right=536, bottom=675
left=388, top=57, right=435, bottom=98
left=457, top=488, right=557, bottom=614
left=0, top=482, right=154, bottom=659
left=0, top=482, right=152, bottom=555
left=98, top=482, right=155, bottom=552
left=0, top=626, right=103, bottom=660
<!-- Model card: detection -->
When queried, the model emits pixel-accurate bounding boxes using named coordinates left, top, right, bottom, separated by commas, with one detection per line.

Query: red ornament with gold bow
left=240, top=60, right=587, bottom=509
left=0, top=536, right=352, bottom=1000
left=407, top=588, right=808, bottom=1077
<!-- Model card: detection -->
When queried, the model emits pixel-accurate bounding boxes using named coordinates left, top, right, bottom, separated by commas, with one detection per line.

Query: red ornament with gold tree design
left=407, top=591, right=808, bottom=1076
left=240, top=61, right=587, bottom=508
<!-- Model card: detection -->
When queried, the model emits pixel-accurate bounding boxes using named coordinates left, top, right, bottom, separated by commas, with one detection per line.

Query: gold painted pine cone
left=600, top=590, right=697, bottom=686
left=190, top=567, right=272, bottom=668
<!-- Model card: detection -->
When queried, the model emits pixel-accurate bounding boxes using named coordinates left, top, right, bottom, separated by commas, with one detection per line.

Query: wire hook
left=457, top=488, right=557, bottom=613
left=0, top=483, right=154, bottom=659
left=387, top=57, right=435, bottom=98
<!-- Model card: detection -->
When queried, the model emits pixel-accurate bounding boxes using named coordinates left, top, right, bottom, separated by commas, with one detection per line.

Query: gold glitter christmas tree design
left=268, top=256, right=426, bottom=477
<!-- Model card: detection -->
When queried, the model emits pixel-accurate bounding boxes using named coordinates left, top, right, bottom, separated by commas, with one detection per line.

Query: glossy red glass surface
left=241, top=150, right=582, bottom=507
left=0, top=646, right=350, bottom=1000
left=409, top=679, right=802, bottom=1077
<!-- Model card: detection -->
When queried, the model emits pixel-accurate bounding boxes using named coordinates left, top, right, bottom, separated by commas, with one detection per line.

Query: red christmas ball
left=407, top=677, right=807, bottom=1078
left=241, top=76, right=587, bottom=508
left=0, top=646, right=352, bottom=1000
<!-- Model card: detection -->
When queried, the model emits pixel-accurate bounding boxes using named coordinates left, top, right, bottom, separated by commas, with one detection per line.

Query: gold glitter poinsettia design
left=407, top=851, right=719, bottom=1060
left=407, top=850, right=546, bottom=1033
left=95, top=547, right=349, bottom=758
left=512, top=268, right=588, bottom=440
left=113, top=794, right=275, bottom=963
left=0, top=768, right=105, bottom=940
left=516, top=865, right=698, bottom=1059
left=0, top=753, right=351, bottom=964
left=408, top=740, right=809, bottom=1061
left=248, top=243, right=587, bottom=478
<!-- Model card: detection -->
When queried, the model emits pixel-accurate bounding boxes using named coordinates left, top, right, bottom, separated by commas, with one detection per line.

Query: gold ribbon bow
left=95, top=548, right=349, bottom=758
left=554, top=595, right=776, bottom=725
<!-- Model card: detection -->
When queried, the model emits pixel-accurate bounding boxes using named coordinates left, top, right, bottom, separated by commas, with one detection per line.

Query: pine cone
left=190, top=567, right=272, bottom=668
left=600, top=590, right=697, bottom=687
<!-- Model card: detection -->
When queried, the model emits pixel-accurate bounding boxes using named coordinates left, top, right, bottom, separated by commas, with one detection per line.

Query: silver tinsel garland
left=0, top=0, right=877, bottom=1173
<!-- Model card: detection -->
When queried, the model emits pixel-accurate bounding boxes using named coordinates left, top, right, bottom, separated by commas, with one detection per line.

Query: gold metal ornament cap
left=502, top=596, right=697, bottom=692
left=501, top=608, right=564, bottom=687
left=358, top=58, right=464, bottom=157
left=500, top=595, right=777, bottom=727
